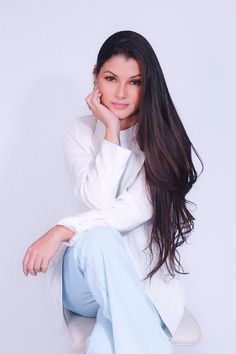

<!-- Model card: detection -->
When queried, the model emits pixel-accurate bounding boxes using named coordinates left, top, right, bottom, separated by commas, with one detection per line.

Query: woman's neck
left=119, top=113, right=138, bottom=131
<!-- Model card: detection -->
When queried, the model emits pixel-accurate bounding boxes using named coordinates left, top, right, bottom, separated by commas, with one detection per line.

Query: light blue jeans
left=62, top=225, right=173, bottom=354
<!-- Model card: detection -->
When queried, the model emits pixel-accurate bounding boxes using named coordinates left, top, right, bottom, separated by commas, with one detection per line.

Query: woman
left=22, top=30, right=203, bottom=354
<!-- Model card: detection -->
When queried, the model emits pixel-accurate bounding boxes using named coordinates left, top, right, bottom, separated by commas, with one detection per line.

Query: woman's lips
left=112, top=103, right=129, bottom=110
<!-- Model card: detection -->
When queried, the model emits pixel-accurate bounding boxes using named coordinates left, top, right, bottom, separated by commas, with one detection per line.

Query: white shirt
left=119, top=124, right=134, bottom=149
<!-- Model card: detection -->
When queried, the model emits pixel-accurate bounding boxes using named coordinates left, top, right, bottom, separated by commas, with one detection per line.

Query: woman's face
left=94, top=55, right=142, bottom=129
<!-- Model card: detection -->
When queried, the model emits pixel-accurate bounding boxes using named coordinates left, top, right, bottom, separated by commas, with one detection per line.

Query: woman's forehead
left=100, top=55, right=141, bottom=77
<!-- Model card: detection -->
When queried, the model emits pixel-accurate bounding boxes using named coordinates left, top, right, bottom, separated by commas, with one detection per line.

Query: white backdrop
left=1, top=1, right=235, bottom=353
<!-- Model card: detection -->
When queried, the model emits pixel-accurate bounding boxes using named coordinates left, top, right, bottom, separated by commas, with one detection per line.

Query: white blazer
left=46, top=114, right=185, bottom=338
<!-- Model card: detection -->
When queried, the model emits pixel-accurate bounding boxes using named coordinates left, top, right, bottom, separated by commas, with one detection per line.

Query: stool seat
left=63, top=306, right=202, bottom=352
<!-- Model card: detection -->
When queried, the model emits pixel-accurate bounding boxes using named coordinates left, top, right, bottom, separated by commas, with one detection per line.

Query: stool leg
left=63, top=225, right=173, bottom=354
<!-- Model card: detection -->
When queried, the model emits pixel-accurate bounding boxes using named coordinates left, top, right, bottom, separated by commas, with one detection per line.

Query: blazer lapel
left=92, top=116, right=145, bottom=191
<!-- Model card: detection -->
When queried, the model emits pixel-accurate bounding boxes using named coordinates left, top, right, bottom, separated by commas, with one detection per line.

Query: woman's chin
left=104, top=102, right=135, bottom=120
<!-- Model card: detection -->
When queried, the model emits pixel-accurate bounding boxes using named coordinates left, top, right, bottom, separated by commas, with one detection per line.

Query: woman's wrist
left=54, top=224, right=76, bottom=242
left=105, top=126, right=120, bottom=145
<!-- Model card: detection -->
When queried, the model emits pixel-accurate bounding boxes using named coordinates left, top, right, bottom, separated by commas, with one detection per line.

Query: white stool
left=63, top=306, right=202, bottom=352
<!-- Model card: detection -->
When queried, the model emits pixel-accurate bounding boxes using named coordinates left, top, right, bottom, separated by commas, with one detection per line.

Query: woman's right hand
left=85, top=87, right=120, bottom=132
left=22, top=225, right=74, bottom=276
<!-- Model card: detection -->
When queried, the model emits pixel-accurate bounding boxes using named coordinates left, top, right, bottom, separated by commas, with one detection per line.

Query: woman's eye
left=131, top=80, right=141, bottom=86
left=104, top=76, right=141, bottom=86
left=105, top=76, right=115, bottom=82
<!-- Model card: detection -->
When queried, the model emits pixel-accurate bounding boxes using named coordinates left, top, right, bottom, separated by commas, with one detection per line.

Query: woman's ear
left=93, top=65, right=98, bottom=88
left=93, top=65, right=97, bottom=75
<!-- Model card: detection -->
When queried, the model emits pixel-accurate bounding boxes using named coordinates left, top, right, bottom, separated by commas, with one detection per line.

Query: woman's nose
left=115, top=83, right=127, bottom=99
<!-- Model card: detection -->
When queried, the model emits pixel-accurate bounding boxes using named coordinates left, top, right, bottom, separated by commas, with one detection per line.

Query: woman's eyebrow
left=103, top=70, right=141, bottom=78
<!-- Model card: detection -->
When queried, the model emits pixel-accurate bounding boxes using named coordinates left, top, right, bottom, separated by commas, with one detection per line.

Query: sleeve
left=63, top=119, right=132, bottom=210
left=56, top=168, right=153, bottom=246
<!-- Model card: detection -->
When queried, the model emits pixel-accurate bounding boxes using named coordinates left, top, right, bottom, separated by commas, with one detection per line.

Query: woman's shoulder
left=66, top=114, right=96, bottom=137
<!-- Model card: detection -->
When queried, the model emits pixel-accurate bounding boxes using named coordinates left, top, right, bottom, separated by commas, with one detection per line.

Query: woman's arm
left=23, top=133, right=145, bottom=276
left=56, top=168, right=153, bottom=245
left=22, top=225, right=75, bottom=276
left=64, top=117, right=132, bottom=210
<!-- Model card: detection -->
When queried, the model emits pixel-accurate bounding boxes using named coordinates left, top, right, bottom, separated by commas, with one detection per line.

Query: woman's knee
left=72, top=225, right=123, bottom=254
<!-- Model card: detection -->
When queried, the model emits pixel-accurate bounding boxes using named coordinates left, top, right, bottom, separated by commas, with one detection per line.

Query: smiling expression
left=93, top=55, right=142, bottom=130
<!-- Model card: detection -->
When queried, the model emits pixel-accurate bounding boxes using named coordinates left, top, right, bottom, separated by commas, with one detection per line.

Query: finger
left=86, top=89, right=99, bottom=104
left=86, top=88, right=101, bottom=112
left=86, top=94, right=97, bottom=112
left=91, top=89, right=101, bottom=105
left=40, top=258, right=49, bottom=273
left=86, top=87, right=98, bottom=99
left=22, top=251, right=30, bottom=276
left=34, top=255, right=44, bottom=273
left=85, top=99, right=93, bottom=111
left=27, top=253, right=38, bottom=276
left=86, top=91, right=96, bottom=108
left=88, top=87, right=100, bottom=100
left=86, top=91, right=95, bottom=100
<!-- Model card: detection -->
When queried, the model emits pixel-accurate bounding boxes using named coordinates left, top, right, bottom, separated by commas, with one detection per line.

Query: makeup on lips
left=112, top=102, right=129, bottom=109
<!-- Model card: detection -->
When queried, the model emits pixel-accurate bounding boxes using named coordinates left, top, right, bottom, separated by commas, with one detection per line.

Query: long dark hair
left=94, top=30, right=204, bottom=281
